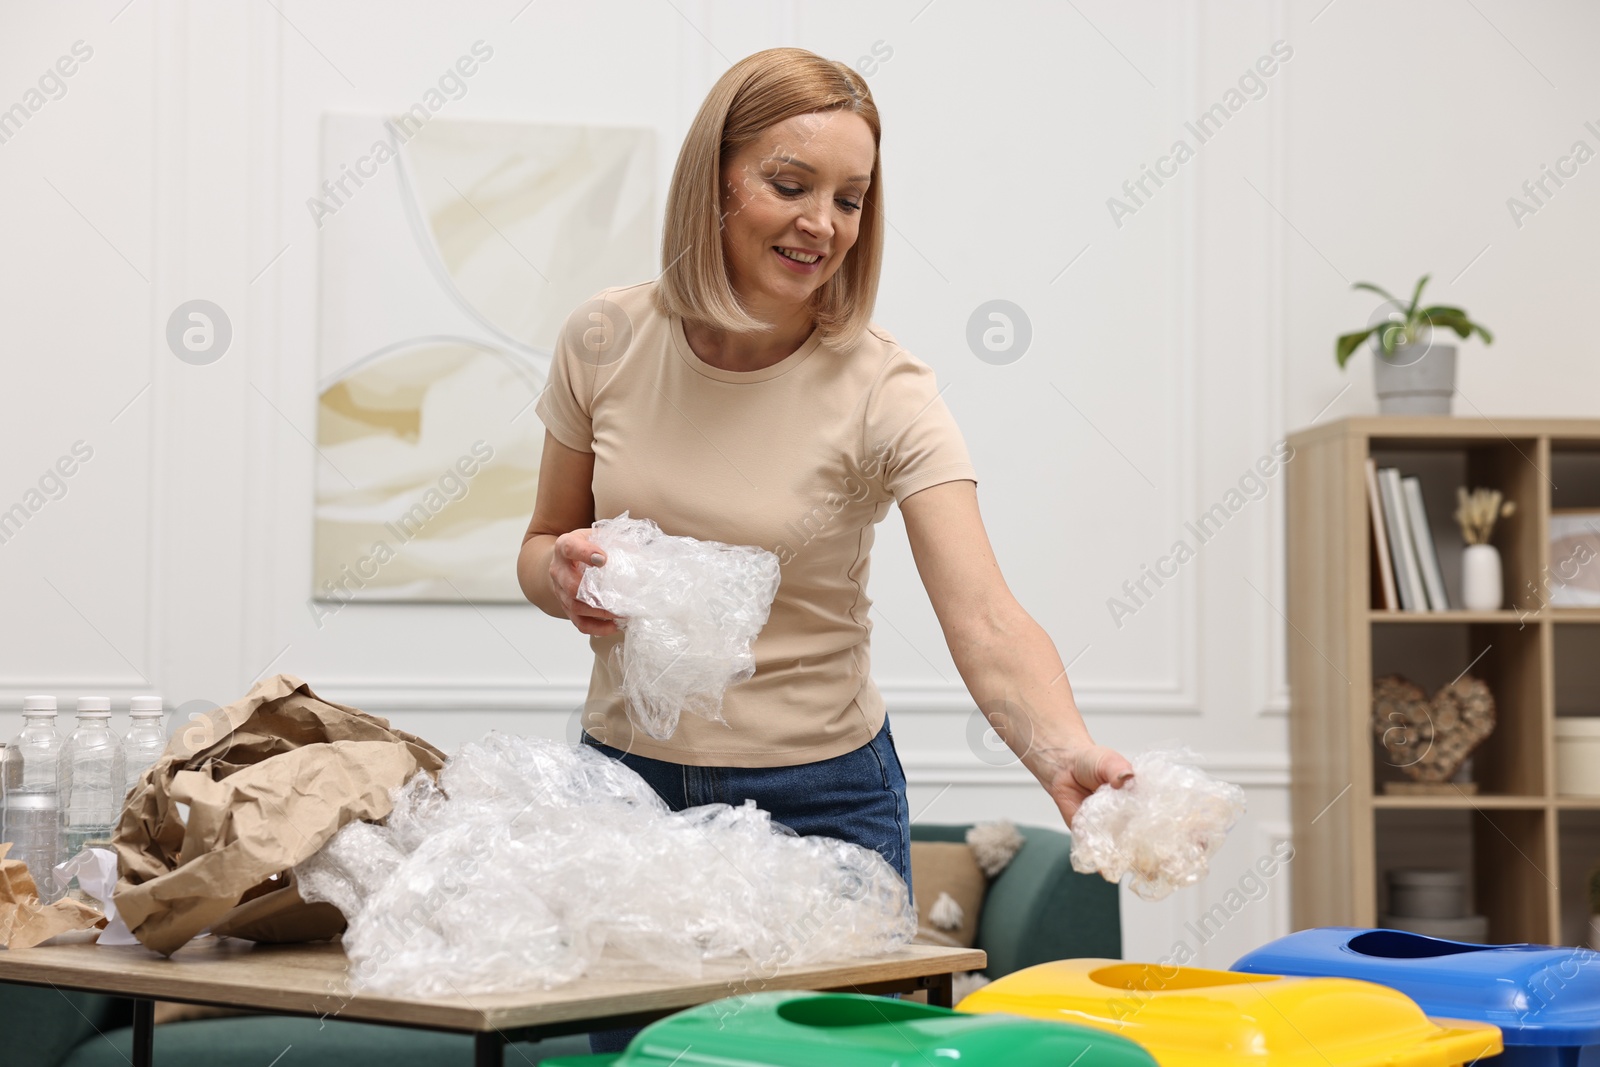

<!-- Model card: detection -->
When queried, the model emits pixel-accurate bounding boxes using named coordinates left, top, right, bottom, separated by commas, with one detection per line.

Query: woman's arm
left=516, top=431, right=619, bottom=636
left=900, top=478, right=1133, bottom=823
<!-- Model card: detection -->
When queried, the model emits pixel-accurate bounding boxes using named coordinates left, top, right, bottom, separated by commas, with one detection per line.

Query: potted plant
left=1335, top=274, right=1494, bottom=415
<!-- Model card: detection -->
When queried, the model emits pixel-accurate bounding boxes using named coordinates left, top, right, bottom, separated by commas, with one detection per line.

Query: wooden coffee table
left=0, top=938, right=984, bottom=1066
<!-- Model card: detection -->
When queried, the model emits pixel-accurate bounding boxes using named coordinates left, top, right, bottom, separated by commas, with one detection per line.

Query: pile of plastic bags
left=296, top=732, right=915, bottom=996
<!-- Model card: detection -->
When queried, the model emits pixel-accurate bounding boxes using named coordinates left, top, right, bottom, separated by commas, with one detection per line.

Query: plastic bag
left=576, top=512, right=782, bottom=740
left=1068, top=748, right=1246, bottom=901
left=55, top=848, right=137, bottom=945
left=296, top=732, right=915, bottom=997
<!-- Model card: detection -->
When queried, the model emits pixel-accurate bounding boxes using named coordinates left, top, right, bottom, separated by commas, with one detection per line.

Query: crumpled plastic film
left=1068, top=748, right=1247, bottom=901
left=575, top=512, right=782, bottom=740
left=295, top=733, right=915, bottom=997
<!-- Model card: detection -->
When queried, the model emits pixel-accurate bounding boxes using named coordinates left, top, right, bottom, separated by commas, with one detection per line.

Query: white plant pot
left=1462, top=544, right=1503, bottom=611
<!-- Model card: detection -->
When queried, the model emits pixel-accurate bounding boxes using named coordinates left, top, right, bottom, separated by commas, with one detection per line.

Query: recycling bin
left=955, top=957, right=1501, bottom=1066
left=540, top=988, right=1160, bottom=1066
left=1234, top=926, right=1600, bottom=1066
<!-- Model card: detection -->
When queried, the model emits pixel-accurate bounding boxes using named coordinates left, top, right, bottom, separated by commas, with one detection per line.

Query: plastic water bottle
left=60, top=697, right=124, bottom=868
left=123, top=695, right=166, bottom=796
left=6, top=695, right=65, bottom=900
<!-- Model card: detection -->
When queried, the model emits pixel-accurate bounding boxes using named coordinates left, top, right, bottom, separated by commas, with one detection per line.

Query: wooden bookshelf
left=1287, top=417, right=1600, bottom=946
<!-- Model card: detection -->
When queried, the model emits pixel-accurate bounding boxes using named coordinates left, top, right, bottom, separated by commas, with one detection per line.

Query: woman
left=517, top=47, right=1132, bottom=1051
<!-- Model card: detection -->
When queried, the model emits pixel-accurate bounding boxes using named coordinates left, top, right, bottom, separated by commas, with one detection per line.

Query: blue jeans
left=580, top=716, right=911, bottom=1054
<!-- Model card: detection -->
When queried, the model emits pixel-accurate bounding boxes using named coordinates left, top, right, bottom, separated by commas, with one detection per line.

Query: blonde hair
left=655, top=47, right=883, bottom=351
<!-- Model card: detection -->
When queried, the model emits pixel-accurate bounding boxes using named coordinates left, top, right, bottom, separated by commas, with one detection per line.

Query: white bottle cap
left=22, top=695, right=57, bottom=713
left=129, top=696, right=164, bottom=715
left=77, top=696, right=112, bottom=713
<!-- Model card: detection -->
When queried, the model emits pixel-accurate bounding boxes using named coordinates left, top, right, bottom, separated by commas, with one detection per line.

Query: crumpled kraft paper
left=0, top=842, right=106, bottom=949
left=207, top=870, right=344, bottom=944
left=112, top=673, right=445, bottom=956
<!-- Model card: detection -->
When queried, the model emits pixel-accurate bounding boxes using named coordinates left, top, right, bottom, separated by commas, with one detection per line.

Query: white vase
left=1462, top=544, right=1503, bottom=611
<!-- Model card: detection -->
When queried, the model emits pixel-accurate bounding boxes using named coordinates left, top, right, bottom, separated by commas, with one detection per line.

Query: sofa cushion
left=909, top=841, right=986, bottom=948
left=909, top=822, right=1120, bottom=977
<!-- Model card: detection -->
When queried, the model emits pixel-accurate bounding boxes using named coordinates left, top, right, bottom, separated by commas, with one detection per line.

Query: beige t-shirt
left=534, top=279, right=977, bottom=767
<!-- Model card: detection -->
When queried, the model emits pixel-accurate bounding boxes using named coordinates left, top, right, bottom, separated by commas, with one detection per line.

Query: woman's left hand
left=1043, top=744, right=1135, bottom=825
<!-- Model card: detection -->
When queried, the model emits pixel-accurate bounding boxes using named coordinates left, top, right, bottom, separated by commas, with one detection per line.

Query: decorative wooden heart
left=1371, top=673, right=1496, bottom=783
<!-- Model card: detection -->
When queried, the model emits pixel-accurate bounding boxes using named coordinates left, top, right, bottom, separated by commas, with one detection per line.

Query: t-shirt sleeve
left=863, top=350, right=977, bottom=504
left=533, top=294, right=605, bottom=453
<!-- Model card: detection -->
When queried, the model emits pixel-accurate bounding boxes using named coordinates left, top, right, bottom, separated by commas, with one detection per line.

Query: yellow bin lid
left=956, top=960, right=1501, bottom=1066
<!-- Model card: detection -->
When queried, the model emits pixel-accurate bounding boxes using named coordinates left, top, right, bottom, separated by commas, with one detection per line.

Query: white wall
left=2, top=0, right=1595, bottom=967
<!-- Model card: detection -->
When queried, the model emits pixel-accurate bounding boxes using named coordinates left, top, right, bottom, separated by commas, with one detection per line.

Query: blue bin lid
left=1233, top=927, right=1600, bottom=1048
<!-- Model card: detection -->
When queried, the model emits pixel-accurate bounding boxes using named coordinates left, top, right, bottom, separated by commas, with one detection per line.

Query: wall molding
left=0, top=675, right=1206, bottom=717
left=1259, top=0, right=1294, bottom=720
left=0, top=679, right=157, bottom=710
left=313, top=680, right=592, bottom=713
left=1258, top=818, right=1295, bottom=941
left=1262, top=687, right=1291, bottom=716
left=270, top=677, right=1204, bottom=717
left=0, top=668, right=1294, bottom=789
left=1172, top=0, right=1203, bottom=722
left=898, top=750, right=1289, bottom=788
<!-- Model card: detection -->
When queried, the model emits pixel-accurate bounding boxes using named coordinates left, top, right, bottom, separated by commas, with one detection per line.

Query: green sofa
left=1, top=822, right=1118, bottom=1065
left=910, top=822, right=1121, bottom=976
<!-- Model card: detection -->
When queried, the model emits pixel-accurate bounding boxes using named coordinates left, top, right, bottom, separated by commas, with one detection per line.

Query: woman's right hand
left=550, top=529, right=621, bottom=636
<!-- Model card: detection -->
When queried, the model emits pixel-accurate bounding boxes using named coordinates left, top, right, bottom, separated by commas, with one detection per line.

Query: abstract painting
left=312, top=113, right=655, bottom=603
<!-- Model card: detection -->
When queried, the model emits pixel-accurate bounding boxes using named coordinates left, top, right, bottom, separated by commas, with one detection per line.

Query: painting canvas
left=312, top=113, right=655, bottom=602
left=1549, top=510, right=1600, bottom=607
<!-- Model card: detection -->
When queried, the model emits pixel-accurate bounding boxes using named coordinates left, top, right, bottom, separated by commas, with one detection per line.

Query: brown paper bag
left=0, top=842, right=106, bottom=949
left=112, top=673, right=445, bottom=956
left=207, top=872, right=345, bottom=944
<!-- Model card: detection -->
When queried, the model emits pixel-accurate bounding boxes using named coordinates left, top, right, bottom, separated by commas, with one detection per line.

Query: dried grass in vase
left=1454, top=486, right=1515, bottom=545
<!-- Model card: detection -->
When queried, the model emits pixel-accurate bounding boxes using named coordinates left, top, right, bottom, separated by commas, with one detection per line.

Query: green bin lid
left=540, top=990, right=1159, bottom=1067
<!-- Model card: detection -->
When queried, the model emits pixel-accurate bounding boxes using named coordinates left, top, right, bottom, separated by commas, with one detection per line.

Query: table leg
left=926, top=972, right=954, bottom=1009
left=474, top=1030, right=504, bottom=1067
left=131, top=997, right=154, bottom=1067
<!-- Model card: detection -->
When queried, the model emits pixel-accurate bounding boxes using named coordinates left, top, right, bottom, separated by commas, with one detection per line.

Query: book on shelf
left=1365, top=458, right=1398, bottom=611
left=1402, top=475, right=1451, bottom=611
left=1377, top=466, right=1429, bottom=612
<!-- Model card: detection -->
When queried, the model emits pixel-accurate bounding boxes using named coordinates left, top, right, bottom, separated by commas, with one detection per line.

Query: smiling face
left=718, top=110, right=876, bottom=319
